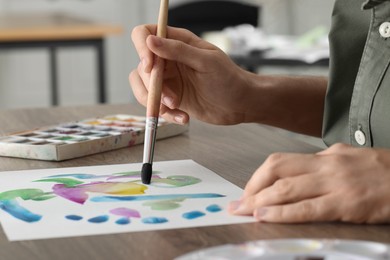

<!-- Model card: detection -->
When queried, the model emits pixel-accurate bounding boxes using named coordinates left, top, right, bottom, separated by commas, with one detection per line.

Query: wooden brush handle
left=146, top=0, right=169, bottom=118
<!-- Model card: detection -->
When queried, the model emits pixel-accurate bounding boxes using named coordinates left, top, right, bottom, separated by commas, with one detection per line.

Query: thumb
left=146, top=35, right=209, bottom=71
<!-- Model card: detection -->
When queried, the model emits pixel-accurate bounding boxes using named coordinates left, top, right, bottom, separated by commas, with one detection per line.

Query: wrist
left=239, top=70, right=274, bottom=124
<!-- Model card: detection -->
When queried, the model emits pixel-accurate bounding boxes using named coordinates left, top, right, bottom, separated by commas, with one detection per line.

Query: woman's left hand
left=229, top=143, right=390, bottom=224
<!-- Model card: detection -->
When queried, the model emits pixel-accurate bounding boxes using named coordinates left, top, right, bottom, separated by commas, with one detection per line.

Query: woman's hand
left=229, top=143, right=390, bottom=224
left=129, top=24, right=252, bottom=125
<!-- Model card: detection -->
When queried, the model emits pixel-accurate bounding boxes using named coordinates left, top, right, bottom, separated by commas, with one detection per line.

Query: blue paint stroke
left=48, top=171, right=142, bottom=180
left=91, top=193, right=225, bottom=202
left=48, top=174, right=102, bottom=179
left=206, top=204, right=222, bottom=213
left=115, top=217, right=130, bottom=225
left=0, top=200, right=42, bottom=223
left=182, top=211, right=205, bottom=220
left=88, top=215, right=109, bottom=223
left=142, top=217, right=168, bottom=224
left=65, top=215, right=83, bottom=221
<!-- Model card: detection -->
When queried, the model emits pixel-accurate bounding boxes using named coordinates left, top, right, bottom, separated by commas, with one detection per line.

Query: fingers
left=243, top=153, right=321, bottom=198
left=129, top=67, right=189, bottom=125
left=146, top=35, right=213, bottom=72
left=129, top=68, right=148, bottom=106
left=230, top=173, right=328, bottom=215
left=133, top=60, right=182, bottom=109
left=131, top=25, right=156, bottom=73
left=132, top=25, right=215, bottom=73
left=253, top=195, right=339, bottom=223
left=160, top=108, right=189, bottom=125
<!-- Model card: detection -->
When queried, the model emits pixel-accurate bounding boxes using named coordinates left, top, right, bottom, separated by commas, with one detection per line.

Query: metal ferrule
left=143, top=117, right=159, bottom=164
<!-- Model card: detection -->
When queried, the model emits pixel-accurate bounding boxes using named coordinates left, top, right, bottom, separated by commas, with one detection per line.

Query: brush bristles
left=141, top=163, right=153, bottom=184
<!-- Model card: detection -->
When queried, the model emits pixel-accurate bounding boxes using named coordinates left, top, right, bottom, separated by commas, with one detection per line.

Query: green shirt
left=323, top=0, right=390, bottom=148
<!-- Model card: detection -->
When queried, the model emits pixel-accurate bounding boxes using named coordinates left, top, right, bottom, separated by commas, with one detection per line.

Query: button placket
left=348, top=3, right=390, bottom=147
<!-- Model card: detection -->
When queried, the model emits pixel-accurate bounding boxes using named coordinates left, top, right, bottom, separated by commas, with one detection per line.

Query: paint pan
left=57, top=130, right=82, bottom=135
left=37, top=128, right=58, bottom=134
left=51, top=136, right=76, bottom=141
left=19, top=133, right=39, bottom=138
left=29, top=141, right=52, bottom=145
left=78, top=132, right=95, bottom=136
left=12, top=138, right=31, bottom=144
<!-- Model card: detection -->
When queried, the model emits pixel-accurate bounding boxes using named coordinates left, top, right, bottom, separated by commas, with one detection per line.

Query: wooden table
left=1, top=104, right=390, bottom=260
left=0, top=13, right=123, bottom=106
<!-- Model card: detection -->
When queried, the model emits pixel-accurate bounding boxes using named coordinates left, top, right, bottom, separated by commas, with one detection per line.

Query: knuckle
left=329, top=143, right=350, bottom=152
left=272, top=179, right=293, bottom=197
left=299, top=201, right=317, bottom=221
left=131, top=25, right=142, bottom=40
left=174, top=41, right=186, bottom=54
left=266, top=153, right=284, bottom=165
left=129, top=70, right=137, bottom=84
left=324, top=155, right=349, bottom=172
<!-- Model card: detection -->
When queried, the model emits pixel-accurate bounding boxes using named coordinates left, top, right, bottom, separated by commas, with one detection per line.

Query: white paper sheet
left=0, top=160, right=254, bottom=241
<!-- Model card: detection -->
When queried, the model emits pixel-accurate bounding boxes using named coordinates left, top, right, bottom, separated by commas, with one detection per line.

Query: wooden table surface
left=0, top=13, right=122, bottom=42
left=1, top=104, right=390, bottom=260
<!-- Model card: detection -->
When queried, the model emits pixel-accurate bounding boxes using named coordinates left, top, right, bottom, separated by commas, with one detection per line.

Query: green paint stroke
left=34, top=178, right=84, bottom=187
left=143, top=199, right=185, bottom=211
left=113, top=171, right=144, bottom=177
left=152, top=175, right=201, bottom=187
left=0, top=189, right=53, bottom=201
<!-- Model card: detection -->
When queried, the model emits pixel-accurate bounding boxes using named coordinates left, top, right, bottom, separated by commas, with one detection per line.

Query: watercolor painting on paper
left=0, top=160, right=254, bottom=241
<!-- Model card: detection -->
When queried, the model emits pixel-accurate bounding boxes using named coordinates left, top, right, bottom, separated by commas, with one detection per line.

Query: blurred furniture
left=0, top=13, right=122, bottom=106
left=230, top=52, right=329, bottom=73
left=168, top=0, right=260, bottom=36
left=167, top=1, right=328, bottom=73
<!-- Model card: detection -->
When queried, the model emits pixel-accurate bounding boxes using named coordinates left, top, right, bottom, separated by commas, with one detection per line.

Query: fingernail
left=163, top=96, right=174, bottom=108
left=174, top=115, right=184, bottom=124
left=152, top=36, right=163, bottom=47
left=229, top=200, right=241, bottom=212
left=254, top=208, right=267, bottom=220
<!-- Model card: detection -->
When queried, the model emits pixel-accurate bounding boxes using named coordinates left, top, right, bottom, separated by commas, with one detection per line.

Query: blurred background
left=0, top=0, right=335, bottom=110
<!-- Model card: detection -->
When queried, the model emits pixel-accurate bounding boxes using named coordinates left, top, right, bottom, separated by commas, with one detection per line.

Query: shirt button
left=379, top=22, right=390, bottom=38
left=354, top=130, right=366, bottom=145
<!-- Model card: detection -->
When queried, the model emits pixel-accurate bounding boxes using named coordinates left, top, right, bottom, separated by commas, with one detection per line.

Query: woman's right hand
left=129, top=24, right=252, bottom=125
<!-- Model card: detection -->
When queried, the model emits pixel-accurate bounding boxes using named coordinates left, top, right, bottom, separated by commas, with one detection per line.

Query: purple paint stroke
left=109, top=207, right=141, bottom=218
left=52, top=184, right=87, bottom=204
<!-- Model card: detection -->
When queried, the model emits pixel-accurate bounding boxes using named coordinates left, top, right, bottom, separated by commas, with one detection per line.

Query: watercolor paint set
left=176, top=239, right=390, bottom=260
left=0, top=114, right=188, bottom=161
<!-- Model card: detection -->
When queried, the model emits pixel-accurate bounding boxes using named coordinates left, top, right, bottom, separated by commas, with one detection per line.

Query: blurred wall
left=0, top=0, right=334, bottom=109
left=0, top=0, right=141, bottom=109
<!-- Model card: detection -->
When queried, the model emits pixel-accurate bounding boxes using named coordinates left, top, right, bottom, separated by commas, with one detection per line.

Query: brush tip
left=141, top=163, right=153, bottom=184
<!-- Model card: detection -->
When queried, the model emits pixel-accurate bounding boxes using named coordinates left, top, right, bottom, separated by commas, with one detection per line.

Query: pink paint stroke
left=110, top=207, right=141, bottom=218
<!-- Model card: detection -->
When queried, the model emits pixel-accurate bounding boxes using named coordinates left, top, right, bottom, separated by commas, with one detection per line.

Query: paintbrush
left=141, top=0, right=169, bottom=184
